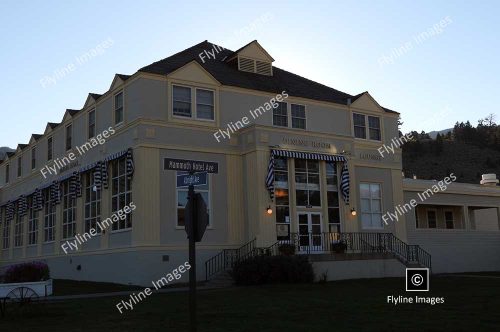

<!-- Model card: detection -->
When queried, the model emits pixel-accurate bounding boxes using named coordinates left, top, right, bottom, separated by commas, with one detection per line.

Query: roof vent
left=238, top=56, right=272, bottom=76
left=238, top=57, right=255, bottom=73
left=480, top=174, right=499, bottom=186
left=256, top=60, right=272, bottom=76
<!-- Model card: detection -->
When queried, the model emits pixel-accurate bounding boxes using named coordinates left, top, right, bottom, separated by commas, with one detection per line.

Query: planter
left=331, top=242, right=347, bottom=254
left=0, top=279, right=53, bottom=298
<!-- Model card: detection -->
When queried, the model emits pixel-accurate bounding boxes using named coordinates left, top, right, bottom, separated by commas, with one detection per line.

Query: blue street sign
left=176, top=172, right=208, bottom=188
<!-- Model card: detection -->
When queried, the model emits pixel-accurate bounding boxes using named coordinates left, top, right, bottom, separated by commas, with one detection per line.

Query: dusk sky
left=1, top=0, right=498, bottom=148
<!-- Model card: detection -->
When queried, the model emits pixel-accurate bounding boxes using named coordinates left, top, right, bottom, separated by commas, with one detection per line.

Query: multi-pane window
left=44, top=189, right=56, bottom=242
left=66, top=124, right=72, bottom=151
left=427, top=210, right=437, bottom=228
left=14, top=213, right=23, bottom=247
left=47, top=137, right=53, bottom=160
left=17, top=157, right=22, bottom=177
left=111, top=159, right=132, bottom=230
left=2, top=217, right=10, bottom=249
left=360, top=183, right=383, bottom=229
left=62, top=181, right=76, bottom=239
left=196, top=89, right=214, bottom=120
left=274, top=157, right=290, bottom=240
left=445, top=211, right=454, bottom=229
left=273, top=102, right=288, bottom=127
left=326, top=162, right=340, bottom=233
left=173, top=86, right=192, bottom=117
left=295, top=160, right=321, bottom=207
left=5, top=164, right=9, bottom=183
left=291, top=104, right=306, bottom=129
left=85, top=172, right=101, bottom=233
left=28, top=196, right=38, bottom=245
left=88, top=109, right=96, bottom=138
left=368, top=116, right=381, bottom=140
left=353, top=113, right=366, bottom=139
left=31, top=148, right=36, bottom=170
left=176, top=172, right=210, bottom=227
left=114, top=92, right=124, bottom=124
left=353, top=113, right=381, bottom=141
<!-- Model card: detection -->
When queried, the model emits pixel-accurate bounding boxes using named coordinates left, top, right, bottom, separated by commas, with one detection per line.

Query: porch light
left=266, top=206, right=273, bottom=215
left=350, top=208, right=357, bottom=216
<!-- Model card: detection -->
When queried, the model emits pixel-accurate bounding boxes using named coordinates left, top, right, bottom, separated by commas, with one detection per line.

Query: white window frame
left=360, top=182, right=383, bottom=230
left=31, top=147, right=36, bottom=170
left=175, top=172, right=211, bottom=228
left=444, top=209, right=454, bottom=229
left=47, top=136, right=53, bottom=161
left=294, top=159, right=321, bottom=208
left=2, top=217, right=10, bottom=249
left=326, top=162, right=341, bottom=233
left=272, top=102, right=288, bottom=127
left=84, top=172, right=101, bottom=233
left=88, top=109, right=96, bottom=139
left=426, top=209, right=437, bottom=229
left=172, top=85, right=216, bottom=121
left=274, top=157, right=290, bottom=240
left=44, top=189, right=56, bottom=242
left=353, top=113, right=382, bottom=141
left=28, top=196, right=38, bottom=245
left=14, top=213, right=23, bottom=247
left=291, top=103, right=307, bottom=129
left=62, top=181, right=76, bottom=239
left=111, top=158, right=132, bottom=231
left=17, top=156, right=22, bottom=178
left=114, top=91, right=124, bottom=125
left=65, top=124, right=73, bottom=151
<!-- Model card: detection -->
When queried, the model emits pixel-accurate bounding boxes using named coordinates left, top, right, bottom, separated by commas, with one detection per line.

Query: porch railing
left=272, top=232, right=431, bottom=270
left=205, top=232, right=431, bottom=280
left=205, top=238, right=256, bottom=280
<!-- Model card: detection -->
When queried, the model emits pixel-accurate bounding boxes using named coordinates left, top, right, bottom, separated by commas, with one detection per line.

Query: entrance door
left=297, top=212, right=323, bottom=252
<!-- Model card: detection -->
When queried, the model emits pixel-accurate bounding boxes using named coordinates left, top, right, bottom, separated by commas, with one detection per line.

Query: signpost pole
left=188, top=182, right=197, bottom=332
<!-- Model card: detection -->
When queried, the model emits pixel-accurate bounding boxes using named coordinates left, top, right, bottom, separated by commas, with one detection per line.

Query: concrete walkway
left=44, top=284, right=227, bottom=302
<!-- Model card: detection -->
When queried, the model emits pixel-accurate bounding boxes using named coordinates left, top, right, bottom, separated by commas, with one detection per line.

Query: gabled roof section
left=62, top=109, right=81, bottom=123
left=44, top=122, right=60, bottom=135
left=226, top=40, right=274, bottom=62
left=16, top=144, right=28, bottom=152
left=109, top=74, right=131, bottom=91
left=29, top=134, right=42, bottom=144
left=84, top=93, right=101, bottom=108
left=351, top=92, right=399, bottom=114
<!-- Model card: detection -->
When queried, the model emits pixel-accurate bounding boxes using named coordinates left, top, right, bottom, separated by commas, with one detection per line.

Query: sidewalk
left=45, top=284, right=227, bottom=302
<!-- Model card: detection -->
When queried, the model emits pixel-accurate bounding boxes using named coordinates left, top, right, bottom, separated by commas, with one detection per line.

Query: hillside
left=402, top=140, right=500, bottom=184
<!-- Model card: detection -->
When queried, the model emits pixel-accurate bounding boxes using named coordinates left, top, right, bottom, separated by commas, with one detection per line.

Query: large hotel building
left=1, top=41, right=499, bottom=285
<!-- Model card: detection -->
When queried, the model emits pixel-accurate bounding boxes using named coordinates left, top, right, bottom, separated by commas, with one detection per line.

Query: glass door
left=297, top=212, right=323, bottom=253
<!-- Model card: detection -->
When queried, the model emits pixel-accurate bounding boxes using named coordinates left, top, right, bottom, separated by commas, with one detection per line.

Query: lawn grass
left=53, top=279, right=142, bottom=296
left=2, top=275, right=499, bottom=331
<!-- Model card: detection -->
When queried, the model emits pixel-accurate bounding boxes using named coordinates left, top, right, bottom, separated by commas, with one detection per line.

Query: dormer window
left=238, top=56, right=272, bottom=76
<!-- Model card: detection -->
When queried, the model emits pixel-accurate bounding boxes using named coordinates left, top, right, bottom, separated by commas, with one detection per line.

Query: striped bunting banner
left=18, top=195, right=28, bottom=217
left=126, top=148, right=134, bottom=180
left=6, top=201, right=14, bottom=222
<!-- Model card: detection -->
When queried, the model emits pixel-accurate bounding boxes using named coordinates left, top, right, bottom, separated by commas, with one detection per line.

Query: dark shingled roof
left=117, top=74, right=131, bottom=81
left=6, top=152, right=15, bottom=158
left=67, top=109, right=81, bottom=117
left=18, top=144, right=28, bottom=150
left=48, top=122, right=60, bottom=129
left=139, top=41, right=398, bottom=113
left=89, top=93, right=102, bottom=100
left=32, top=134, right=42, bottom=140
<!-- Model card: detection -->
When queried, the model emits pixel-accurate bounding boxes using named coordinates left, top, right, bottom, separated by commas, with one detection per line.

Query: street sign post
left=164, top=158, right=218, bottom=332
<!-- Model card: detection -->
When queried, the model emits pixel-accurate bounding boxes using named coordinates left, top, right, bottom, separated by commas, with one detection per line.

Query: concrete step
left=206, top=271, right=234, bottom=288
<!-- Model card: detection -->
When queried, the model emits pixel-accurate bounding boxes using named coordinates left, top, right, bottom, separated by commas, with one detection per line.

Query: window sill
left=109, top=228, right=132, bottom=234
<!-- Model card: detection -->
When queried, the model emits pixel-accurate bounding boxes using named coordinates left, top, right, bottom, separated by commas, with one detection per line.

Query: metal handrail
left=205, top=238, right=256, bottom=280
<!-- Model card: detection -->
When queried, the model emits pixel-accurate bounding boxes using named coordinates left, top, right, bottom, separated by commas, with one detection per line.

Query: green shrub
left=232, top=255, right=314, bottom=285
left=278, top=244, right=296, bottom=256
left=4, top=262, right=50, bottom=283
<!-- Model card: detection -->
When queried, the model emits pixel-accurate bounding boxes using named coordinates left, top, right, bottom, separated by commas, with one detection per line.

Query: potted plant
left=331, top=241, right=347, bottom=254
left=278, top=244, right=296, bottom=256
